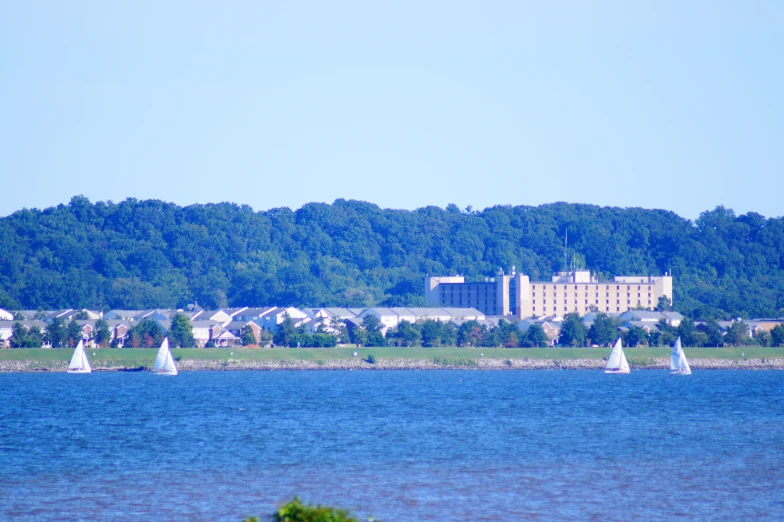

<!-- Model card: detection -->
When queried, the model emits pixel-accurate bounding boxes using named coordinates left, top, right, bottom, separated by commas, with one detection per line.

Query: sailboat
left=605, top=338, right=630, bottom=374
left=152, top=337, right=178, bottom=376
left=670, top=337, right=691, bottom=375
left=67, top=340, right=92, bottom=374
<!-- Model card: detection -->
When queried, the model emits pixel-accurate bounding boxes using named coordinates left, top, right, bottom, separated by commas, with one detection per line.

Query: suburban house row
left=1, top=306, right=780, bottom=348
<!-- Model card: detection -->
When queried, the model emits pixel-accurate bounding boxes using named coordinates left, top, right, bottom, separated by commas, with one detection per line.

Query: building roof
left=223, top=321, right=258, bottom=331
left=619, top=310, right=665, bottom=321
left=189, top=320, right=223, bottom=328
left=236, top=307, right=276, bottom=318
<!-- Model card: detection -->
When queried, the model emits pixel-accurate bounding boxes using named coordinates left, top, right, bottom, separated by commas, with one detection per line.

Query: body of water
left=1, top=370, right=782, bottom=521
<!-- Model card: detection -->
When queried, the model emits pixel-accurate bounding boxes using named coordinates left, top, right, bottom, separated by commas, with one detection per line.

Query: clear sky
left=1, top=1, right=782, bottom=219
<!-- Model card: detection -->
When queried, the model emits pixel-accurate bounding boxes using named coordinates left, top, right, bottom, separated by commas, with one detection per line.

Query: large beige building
left=425, top=270, right=673, bottom=318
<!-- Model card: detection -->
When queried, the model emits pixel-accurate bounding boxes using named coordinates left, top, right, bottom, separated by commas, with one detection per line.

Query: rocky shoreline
left=1, top=357, right=782, bottom=372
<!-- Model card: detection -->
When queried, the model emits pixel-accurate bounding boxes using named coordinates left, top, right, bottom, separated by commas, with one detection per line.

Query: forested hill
left=0, top=196, right=782, bottom=319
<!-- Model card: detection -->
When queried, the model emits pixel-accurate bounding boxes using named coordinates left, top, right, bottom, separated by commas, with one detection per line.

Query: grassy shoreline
left=0, top=346, right=781, bottom=368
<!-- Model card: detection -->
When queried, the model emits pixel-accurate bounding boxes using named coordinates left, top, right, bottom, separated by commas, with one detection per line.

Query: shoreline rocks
left=1, top=357, right=782, bottom=372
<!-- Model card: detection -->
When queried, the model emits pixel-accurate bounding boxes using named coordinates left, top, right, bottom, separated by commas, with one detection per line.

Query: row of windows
left=531, top=299, right=651, bottom=306
left=532, top=285, right=653, bottom=291
left=531, top=290, right=651, bottom=297
left=534, top=306, right=621, bottom=315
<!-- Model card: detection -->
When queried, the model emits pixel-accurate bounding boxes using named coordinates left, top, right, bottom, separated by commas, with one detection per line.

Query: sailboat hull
left=670, top=370, right=691, bottom=375
left=67, top=368, right=91, bottom=374
left=152, top=370, right=177, bottom=376
left=604, top=369, right=630, bottom=374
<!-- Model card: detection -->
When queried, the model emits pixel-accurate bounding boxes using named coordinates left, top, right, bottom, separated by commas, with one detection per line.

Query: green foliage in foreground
left=626, top=357, right=658, bottom=368
left=243, top=497, right=361, bottom=522
left=1, top=197, right=783, bottom=321
left=433, top=356, right=478, bottom=367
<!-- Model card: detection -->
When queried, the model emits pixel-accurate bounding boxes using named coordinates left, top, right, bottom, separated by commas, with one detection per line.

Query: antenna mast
left=563, top=228, right=568, bottom=272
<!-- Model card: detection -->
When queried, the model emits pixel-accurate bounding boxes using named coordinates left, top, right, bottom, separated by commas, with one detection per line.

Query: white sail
left=153, top=337, right=169, bottom=371
left=163, top=349, right=178, bottom=375
left=619, top=346, right=630, bottom=373
left=605, top=338, right=630, bottom=374
left=67, top=340, right=91, bottom=374
left=671, top=337, right=691, bottom=375
left=153, top=337, right=177, bottom=375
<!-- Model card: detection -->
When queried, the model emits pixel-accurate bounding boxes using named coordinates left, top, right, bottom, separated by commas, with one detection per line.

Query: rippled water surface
left=1, top=370, right=783, bottom=521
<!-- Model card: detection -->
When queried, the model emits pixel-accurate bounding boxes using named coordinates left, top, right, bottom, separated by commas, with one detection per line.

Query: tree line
left=558, top=313, right=784, bottom=347
left=8, top=311, right=783, bottom=348
left=1, top=196, right=783, bottom=320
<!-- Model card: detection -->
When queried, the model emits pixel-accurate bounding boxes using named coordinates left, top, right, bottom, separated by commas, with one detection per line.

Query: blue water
left=1, top=371, right=782, bottom=521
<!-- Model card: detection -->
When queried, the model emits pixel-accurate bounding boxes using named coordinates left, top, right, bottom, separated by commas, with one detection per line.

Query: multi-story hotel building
left=425, top=270, right=673, bottom=319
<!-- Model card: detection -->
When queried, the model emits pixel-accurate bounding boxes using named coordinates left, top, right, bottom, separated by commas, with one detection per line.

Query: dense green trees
left=128, top=319, right=165, bottom=348
left=169, top=313, right=195, bottom=347
left=0, top=197, right=782, bottom=320
left=623, top=326, right=649, bottom=347
left=525, top=324, right=550, bottom=347
left=240, top=325, right=257, bottom=346
left=677, top=319, right=699, bottom=347
left=771, top=325, right=784, bottom=347
left=44, top=318, right=66, bottom=348
left=66, top=319, right=82, bottom=347
left=587, top=313, right=620, bottom=346
left=10, top=323, right=43, bottom=347
left=94, top=318, right=111, bottom=347
left=559, top=313, right=586, bottom=347
left=702, top=320, right=724, bottom=347
left=385, top=319, right=552, bottom=348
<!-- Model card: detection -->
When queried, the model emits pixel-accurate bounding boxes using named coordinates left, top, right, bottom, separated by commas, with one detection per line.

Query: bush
left=366, top=354, right=376, bottom=364
left=626, top=357, right=657, bottom=368
left=243, top=497, right=360, bottom=522
left=432, top=356, right=477, bottom=367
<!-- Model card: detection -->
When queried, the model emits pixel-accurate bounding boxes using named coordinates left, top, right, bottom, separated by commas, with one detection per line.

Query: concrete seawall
left=1, top=357, right=782, bottom=372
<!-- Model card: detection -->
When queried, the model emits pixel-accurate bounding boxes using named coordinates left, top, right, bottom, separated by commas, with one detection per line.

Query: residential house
left=233, top=307, right=276, bottom=324
left=223, top=320, right=263, bottom=346
left=0, top=309, right=13, bottom=321
left=406, top=308, right=455, bottom=323
left=132, top=310, right=170, bottom=322
left=618, top=310, right=683, bottom=327
left=0, top=321, right=14, bottom=348
left=580, top=312, right=621, bottom=328
left=517, top=317, right=563, bottom=346
left=104, top=310, right=141, bottom=321
left=105, top=320, right=131, bottom=347
left=619, top=320, right=655, bottom=334
left=193, top=308, right=248, bottom=323
left=259, top=307, right=310, bottom=332
left=0, top=320, right=49, bottom=348
left=190, top=321, right=224, bottom=347
left=357, top=308, right=402, bottom=333
left=75, top=320, right=97, bottom=347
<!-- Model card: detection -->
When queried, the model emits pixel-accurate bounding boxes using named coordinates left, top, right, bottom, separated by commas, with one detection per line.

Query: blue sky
left=1, top=1, right=782, bottom=219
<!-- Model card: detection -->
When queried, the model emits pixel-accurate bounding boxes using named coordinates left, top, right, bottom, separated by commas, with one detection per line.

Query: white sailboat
left=605, top=338, right=630, bottom=374
left=67, top=340, right=92, bottom=374
left=152, top=337, right=178, bottom=376
left=670, top=337, right=691, bottom=375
